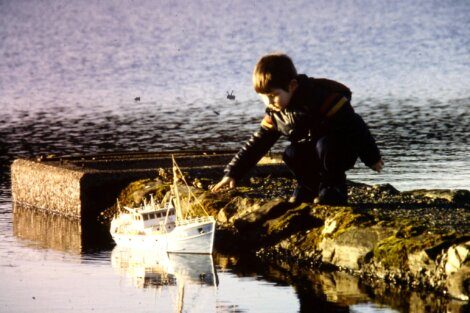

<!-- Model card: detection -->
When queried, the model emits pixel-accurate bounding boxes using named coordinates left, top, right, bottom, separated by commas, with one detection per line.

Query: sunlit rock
left=321, top=218, right=337, bottom=235
left=446, top=266, right=470, bottom=301
left=445, top=243, right=469, bottom=275
left=320, top=226, right=392, bottom=270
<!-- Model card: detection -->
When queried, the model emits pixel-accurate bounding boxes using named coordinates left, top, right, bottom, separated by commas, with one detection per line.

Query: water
left=0, top=0, right=469, bottom=312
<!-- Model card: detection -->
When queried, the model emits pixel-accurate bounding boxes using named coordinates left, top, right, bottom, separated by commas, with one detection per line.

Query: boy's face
left=258, top=79, right=298, bottom=112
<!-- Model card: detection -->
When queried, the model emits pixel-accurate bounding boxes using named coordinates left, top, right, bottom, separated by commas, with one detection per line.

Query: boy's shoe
left=288, top=185, right=316, bottom=204
left=314, top=186, right=347, bottom=205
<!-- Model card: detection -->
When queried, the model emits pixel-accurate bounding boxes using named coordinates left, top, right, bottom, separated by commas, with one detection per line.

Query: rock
left=192, top=178, right=203, bottom=189
left=445, top=243, right=470, bottom=275
left=320, top=226, right=391, bottom=270
left=127, top=180, right=168, bottom=205
left=372, top=183, right=400, bottom=195
left=446, top=266, right=470, bottom=301
left=228, top=197, right=262, bottom=225
left=406, top=189, right=470, bottom=206
left=195, top=190, right=232, bottom=217
left=217, top=196, right=245, bottom=225
left=322, top=218, right=337, bottom=235
left=157, top=167, right=170, bottom=180
left=262, top=204, right=322, bottom=241
left=407, top=250, right=434, bottom=277
left=216, top=207, right=230, bottom=224
left=453, top=190, right=470, bottom=207
left=233, top=198, right=286, bottom=227
left=415, top=242, right=469, bottom=300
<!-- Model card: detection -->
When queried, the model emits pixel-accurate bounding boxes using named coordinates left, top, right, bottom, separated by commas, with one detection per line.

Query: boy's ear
left=288, top=79, right=298, bottom=92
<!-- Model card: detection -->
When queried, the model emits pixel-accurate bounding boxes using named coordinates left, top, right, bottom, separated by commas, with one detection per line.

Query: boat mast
left=171, top=155, right=212, bottom=219
left=176, top=279, right=185, bottom=313
left=172, top=155, right=184, bottom=221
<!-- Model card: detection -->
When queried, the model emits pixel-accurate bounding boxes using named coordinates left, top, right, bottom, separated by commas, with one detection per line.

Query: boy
left=211, top=53, right=383, bottom=204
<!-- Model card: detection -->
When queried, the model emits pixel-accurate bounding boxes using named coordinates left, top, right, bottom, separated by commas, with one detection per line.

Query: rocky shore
left=102, top=171, right=470, bottom=304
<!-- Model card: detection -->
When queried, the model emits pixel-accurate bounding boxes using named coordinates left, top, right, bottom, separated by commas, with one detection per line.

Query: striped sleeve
left=260, top=115, right=275, bottom=130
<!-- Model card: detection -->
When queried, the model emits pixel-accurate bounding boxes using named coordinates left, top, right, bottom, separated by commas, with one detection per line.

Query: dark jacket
left=225, top=74, right=381, bottom=180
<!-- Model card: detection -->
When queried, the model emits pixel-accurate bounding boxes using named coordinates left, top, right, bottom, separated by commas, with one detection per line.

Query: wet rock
left=407, top=250, right=434, bottom=279
left=262, top=203, right=322, bottom=242
left=444, top=243, right=470, bottom=301
left=453, top=190, right=470, bottom=207
left=229, top=198, right=263, bottom=224
left=446, top=266, right=470, bottom=301
left=445, top=243, right=469, bottom=275
left=99, top=178, right=170, bottom=222
left=372, top=183, right=400, bottom=196
left=216, top=196, right=257, bottom=225
left=216, top=207, right=230, bottom=224
left=322, top=218, right=337, bottom=235
left=405, top=189, right=470, bottom=207
left=320, top=226, right=393, bottom=270
left=233, top=198, right=289, bottom=230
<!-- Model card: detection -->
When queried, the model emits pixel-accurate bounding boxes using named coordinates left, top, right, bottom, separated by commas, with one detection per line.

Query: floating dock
left=11, top=150, right=284, bottom=220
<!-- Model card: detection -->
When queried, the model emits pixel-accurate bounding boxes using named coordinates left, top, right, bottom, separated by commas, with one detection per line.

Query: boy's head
left=253, top=53, right=298, bottom=111
left=253, top=53, right=297, bottom=94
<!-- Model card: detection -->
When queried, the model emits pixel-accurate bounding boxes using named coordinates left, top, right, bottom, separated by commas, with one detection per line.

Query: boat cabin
left=129, top=206, right=177, bottom=229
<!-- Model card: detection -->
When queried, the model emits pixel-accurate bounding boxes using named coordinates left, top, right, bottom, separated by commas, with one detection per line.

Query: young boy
left=211, top=53, right=383, bottom=204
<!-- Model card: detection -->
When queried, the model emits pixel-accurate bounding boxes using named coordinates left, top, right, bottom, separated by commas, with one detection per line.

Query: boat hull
left=111, top=219, right=215, bottom=254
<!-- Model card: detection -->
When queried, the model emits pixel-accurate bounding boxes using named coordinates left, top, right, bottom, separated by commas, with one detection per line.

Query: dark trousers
left=283, top=135, right=358, bottom=194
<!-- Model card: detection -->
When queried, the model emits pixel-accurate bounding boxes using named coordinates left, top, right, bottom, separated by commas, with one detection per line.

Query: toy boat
left=110, top=157, right=216, bottom=254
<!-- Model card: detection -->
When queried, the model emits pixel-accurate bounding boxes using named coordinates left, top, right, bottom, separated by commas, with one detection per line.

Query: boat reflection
left=12, top=203, right=112, bottom=253
left=111, top=246, right=218, bottom=289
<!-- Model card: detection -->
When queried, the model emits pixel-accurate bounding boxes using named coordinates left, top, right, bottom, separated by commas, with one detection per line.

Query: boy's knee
left=283, top=143, right=317, bottom=168
left=282, top=145, right=296, bottom=162
left=315, top=137, right=332, bottom=159
left=284, top=142, right=315, bottom=159
left=316, top=136, right=356, bottom=171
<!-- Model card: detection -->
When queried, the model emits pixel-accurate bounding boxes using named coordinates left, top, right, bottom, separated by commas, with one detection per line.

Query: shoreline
left=108, top=174, right=470, bottom=304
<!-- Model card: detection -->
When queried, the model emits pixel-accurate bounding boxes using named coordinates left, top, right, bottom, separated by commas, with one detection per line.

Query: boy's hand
left=370, top=159, right=384, bottom=172
left=210, top=176, right=236, bottom=192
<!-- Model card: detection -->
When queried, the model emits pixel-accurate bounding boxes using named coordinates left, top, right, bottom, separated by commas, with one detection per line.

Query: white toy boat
left=110, top=157, right=216, bottom=254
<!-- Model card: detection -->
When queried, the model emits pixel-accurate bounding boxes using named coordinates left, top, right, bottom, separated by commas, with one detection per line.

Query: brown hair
left=253, top=53, right=297, bottom=93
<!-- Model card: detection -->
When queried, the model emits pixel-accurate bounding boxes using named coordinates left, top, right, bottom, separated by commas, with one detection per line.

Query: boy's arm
left=211, top=176, right=236, bottom=192
left=370, top=158, right=384, bottom=172
left=354, top=114, right=382, bottom=169
left=219, top=126, right=280, bottom=184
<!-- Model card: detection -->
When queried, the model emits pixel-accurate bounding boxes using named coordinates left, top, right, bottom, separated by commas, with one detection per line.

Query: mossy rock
left=195, top=191, right=232, bottom=217
left=373, top=225, right=457, bottom=269
left=117, top=178, right=170, bottom=207
left=263, top=203, right=322, bottom=243
left=99, top=179, right=170, bottom=223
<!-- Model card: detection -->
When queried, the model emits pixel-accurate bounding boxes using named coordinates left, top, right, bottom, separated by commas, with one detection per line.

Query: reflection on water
left=7, top=204, right=469, bottom=312
left=111, top=247, right=218, bottom=312
left=13, top=205, right=82, bottom=253
left=216, top=254, right=469, bottom=313
left=111, top=247, right=217, bottom=289
left=13, top=204, right=113, bottom=254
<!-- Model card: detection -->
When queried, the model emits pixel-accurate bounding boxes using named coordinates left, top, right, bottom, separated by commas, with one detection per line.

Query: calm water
left=1, top=0, right=469, bottom=312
